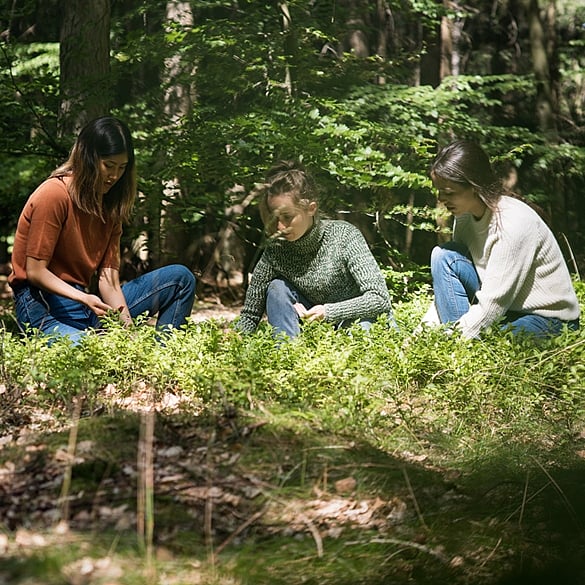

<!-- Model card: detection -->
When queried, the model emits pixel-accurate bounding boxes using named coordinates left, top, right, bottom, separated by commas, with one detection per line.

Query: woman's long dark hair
left=51, top=116, right=136, bottom=222
left=431, top=140, right=503, bottom=212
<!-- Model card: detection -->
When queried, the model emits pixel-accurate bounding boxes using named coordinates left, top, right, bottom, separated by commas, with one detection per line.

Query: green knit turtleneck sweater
left=236, top=218, right=392, bottom=333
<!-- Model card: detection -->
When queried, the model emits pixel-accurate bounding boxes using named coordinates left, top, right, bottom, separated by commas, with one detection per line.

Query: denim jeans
left=430, top=243, right=579, bottom=339
left=265, top=278, right=377, bottom=339
left=13, top=264, right=196, bottom=345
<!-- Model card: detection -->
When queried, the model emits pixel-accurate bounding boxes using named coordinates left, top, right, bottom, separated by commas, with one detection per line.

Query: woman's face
left=267, top=193, right=317, bottom=241
left=99, top=153, right=129, bottom=194
left=433, top=176, right=487, bottom=219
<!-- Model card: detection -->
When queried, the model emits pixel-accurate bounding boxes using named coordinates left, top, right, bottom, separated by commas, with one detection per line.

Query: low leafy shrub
left=2, top=292, right=584, bottom=472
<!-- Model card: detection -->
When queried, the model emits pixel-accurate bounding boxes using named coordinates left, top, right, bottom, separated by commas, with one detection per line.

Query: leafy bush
left=3, top=292, right=584, bottom=473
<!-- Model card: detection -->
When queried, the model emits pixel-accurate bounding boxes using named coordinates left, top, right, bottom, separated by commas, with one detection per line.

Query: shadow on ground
left=0, top=403, right=584, bottom=584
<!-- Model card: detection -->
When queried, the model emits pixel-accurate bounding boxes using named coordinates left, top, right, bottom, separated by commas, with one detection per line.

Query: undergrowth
left=1, top=288, right=585, bottom=584
left=2, top=290, right=584, bottom=470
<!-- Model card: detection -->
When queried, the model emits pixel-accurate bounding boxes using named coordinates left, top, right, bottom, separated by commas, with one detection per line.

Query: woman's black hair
left=431, top=140, right=503, bottom=211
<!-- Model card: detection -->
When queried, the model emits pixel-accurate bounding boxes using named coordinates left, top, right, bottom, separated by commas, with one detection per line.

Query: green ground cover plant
left=1, top=285, right=585, bottom=584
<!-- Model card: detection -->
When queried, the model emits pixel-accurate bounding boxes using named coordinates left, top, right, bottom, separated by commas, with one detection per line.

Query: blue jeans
left=265, top=278, right=377, bottom=339
left=430, top=243, right=579, bottom=339
left=13, top=264, right=196, bottom=345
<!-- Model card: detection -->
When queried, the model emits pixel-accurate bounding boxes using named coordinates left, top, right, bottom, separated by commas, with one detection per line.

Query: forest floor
left=1, top=282, right=585, bottom=584
left=190, top=297, right=241, bottom=324
left=2, top=377, right=585, bottom=585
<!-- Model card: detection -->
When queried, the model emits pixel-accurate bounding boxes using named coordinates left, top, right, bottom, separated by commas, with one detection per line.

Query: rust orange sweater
left=9, top=177, right=122, bottom=290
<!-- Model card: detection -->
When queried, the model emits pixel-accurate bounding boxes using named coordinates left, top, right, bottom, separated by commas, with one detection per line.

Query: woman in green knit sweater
left=235, top=160, right=393, bottom=338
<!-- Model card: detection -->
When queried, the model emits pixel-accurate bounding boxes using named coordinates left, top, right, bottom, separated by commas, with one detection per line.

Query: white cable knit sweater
left=449, top=195, right=579, bottom=338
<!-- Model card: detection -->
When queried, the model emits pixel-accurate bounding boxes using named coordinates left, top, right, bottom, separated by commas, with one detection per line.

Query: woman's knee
left=266, top=279, right=298, bottom=310
left=160, top=264, right=196, bottom=294
left=266, top=278, right=291, bottom=297
left=431, top=244, right=469, bottom=275
left=430, top=245, right=450, bottom=276
left=179, top=265, right=196, bottom=293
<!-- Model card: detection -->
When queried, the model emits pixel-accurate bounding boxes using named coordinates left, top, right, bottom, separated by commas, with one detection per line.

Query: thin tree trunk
left=440, top=1, right=466, bottom=79
left=525, top=0, right=558, bottom=138
left=164, top=1, right=196, bottom=121
left=156, top=1, right=195, bottom=267
left=279, top=1, right=294, bottom=95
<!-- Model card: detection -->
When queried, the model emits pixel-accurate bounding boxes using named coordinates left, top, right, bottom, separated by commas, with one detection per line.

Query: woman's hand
left=26, top=257, right=116, bottom=316
left=83, top=293, right=116, bottom=317
left=98, top=267, right=133, bottom=326
left=304, top=304, right=326, bottom=322
left=294, top=303, right=326, bottom=321
left=293, top=302, right=308, bottom=318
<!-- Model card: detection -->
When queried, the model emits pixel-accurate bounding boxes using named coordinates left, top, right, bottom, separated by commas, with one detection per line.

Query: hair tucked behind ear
left=257, top=159, right=320, bottom=233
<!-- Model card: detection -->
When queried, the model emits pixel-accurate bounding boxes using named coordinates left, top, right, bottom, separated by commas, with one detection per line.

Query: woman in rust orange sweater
left=9, top=116, right=195, bottom=345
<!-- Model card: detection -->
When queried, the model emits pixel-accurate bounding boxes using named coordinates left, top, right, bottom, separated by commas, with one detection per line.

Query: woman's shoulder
left=497, top=195, right=544, bottom=227
left=322, top=218, right=363, bottom=237
left=29, top=177, right=70, bottom=203
left=26, top=177, right=72, bottom=217
left=499, top=195, right=537, bottom=214
left=493, top=196, right=554, bottom=249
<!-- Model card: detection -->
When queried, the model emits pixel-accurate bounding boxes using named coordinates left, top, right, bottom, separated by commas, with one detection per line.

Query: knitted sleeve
left=323, top=225, right=392, bottom=323
left=234, top=255, right=276, bottom=333
left=459, top=240, right=530, bottom=337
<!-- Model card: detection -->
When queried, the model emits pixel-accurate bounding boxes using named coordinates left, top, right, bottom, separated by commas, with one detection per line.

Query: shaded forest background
left=1, top=0, right=585, bottom=298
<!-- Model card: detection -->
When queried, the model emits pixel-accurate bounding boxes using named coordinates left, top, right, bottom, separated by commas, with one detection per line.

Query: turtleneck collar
left=271, top=216, right=325, bottom=255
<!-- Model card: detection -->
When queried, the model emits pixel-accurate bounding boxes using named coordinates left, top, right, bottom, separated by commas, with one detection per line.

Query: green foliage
left=4, top=294, right=584, bottom=473
left=107, top=2, right=584, bottom=267
left=383, top=266, right=432, bottom=303
left=2, top=0, right=585, bottom=273
left=0, top=42, right=60, bottom=154
left=2, top=292, right=585, bottom=584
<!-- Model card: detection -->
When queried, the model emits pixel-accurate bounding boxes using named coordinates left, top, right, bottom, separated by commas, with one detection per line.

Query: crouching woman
left=235, top=160, right=394, bottom=339
left=9, top=116, right=196, bottom=345
left=426, top=139, right=580, bottom=340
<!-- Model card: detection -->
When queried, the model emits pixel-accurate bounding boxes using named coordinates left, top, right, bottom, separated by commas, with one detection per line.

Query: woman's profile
left=424, top=139, right=579, bottom=339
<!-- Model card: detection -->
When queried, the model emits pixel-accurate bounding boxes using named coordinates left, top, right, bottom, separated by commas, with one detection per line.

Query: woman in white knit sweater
left=427, top=140, right=580, bottom=339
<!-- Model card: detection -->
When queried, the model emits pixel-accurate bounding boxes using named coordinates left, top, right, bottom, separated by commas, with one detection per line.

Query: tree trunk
left=439, top=1, right=466, bottom=79
left=279, top=1, right=294, bottom=95
left=419, top=19, right=441, bottom=87
left=524, top=0, right=558, bottom=138
left=339, top=0, right=370, bottom=57
left=521, top=0, right=566, bottom=235
left=164, top=1, right=196, bottom=122
left=59, top=0, right=111, bottom=137
left=375, top=0, right=390, bottom=59
left=153, top=1, right=195, bottom=268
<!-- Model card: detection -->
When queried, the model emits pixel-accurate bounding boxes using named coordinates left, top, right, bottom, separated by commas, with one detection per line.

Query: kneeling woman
left=427, top=140, right=580, bottom=339
left=236, top=160, right=393, bottom=338
left=9, top=116, right=196, bottom=345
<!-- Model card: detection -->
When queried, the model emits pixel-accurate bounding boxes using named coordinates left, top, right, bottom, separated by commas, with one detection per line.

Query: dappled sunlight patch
left=62, top=555, right=124, bottom=584
left=265, top=491, right=409, bottom=539
left=102, top=381, right=198, bottom=414
left=0, top=525, right=220, bottom=585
